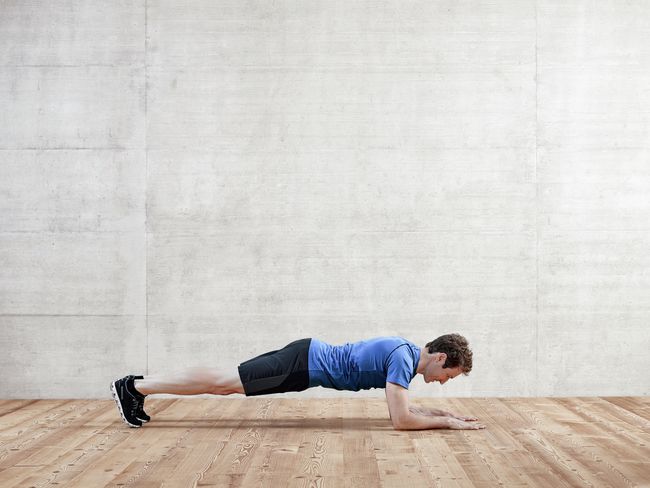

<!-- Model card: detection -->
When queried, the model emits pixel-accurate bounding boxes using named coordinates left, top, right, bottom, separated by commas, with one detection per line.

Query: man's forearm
left=409, top=406, right=449, bottom=417
left=395, top=412, right=450, bottom=430
left=427, top=407, right=452, bottom=417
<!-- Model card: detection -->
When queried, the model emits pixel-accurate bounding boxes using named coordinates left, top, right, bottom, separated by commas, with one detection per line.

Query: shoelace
left=122, top=385, right=140, bottom=418
left=128, top=376, right=146, bottom=414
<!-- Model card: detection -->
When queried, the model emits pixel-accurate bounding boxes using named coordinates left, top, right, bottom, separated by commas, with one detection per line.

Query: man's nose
left=440, top=378, right=447, bottom=385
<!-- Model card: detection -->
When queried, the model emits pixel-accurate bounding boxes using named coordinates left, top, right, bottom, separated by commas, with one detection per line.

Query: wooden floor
left=0, top=397, right=648, bottom=487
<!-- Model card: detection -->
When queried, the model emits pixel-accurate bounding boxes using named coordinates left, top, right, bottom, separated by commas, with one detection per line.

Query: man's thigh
left=237, top=338, right=312, bottom=396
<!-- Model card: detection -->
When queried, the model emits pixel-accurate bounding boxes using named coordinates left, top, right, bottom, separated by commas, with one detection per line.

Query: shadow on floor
left=112, top=417, right=394, bottom=430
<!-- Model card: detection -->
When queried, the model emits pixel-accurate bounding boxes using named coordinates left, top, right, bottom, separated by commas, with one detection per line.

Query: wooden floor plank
left=147, top=398, right=249, bottom=487
left=342, top=397, right=381, bottom=480
left=294, top=399, right=345, bottom=478
left=0, top=400, right=70, bottom=442
left=0, top=400, right=39, bottom=419
left=0, top=400, right=106, bottom=470
left=416, top=434, right=479, bottom=486
left=15, top=399, right=168, bottom=487
left=198, top=397, right=279, bottom=484
left=602, top=397, right=650, bottom=422
left=64, top=398, right=200, bottom=487
left=557, top=398, right=649, bottom=457
left=0, top=401, right=116, bottom=478
left=511, top=397, right=648, bottom=488
left=0, top=397, right=648, bottom=487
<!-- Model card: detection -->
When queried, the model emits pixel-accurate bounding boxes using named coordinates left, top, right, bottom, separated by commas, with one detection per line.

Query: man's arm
left=385, top=382, right=485, bottom=430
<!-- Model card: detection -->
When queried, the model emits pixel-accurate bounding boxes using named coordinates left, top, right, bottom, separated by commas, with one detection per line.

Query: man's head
left=420, top=333, right=473, bottom=385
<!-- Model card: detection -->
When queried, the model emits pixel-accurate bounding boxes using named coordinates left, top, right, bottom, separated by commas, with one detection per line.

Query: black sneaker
left=111, top=375, right=143, bottom=428
left=131, top=375, right=150, bottom=423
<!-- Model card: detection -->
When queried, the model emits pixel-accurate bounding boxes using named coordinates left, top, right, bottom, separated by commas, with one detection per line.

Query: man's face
left=424, top=353, right=463, bottom=385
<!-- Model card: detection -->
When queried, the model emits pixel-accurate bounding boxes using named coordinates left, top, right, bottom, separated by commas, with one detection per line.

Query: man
left=111, top=333, right=485, bottom=431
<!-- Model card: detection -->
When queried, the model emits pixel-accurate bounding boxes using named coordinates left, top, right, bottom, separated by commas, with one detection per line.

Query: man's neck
left=416, top=350, right=432, bottom=375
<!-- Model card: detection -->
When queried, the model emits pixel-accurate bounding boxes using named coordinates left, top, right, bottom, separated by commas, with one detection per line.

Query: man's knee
left=199, top=368, right=243, bottom=395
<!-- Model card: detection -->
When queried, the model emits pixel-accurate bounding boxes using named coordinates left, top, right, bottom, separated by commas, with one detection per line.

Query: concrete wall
left=1, top=1, right=649, bottom=399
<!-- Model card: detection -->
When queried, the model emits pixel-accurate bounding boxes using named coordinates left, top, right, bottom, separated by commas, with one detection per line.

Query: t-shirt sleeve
left=385, top=345, right=415, bottom=389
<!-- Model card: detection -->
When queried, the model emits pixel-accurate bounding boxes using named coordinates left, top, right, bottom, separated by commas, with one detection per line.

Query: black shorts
left=237, top=338, right=312, bottom=396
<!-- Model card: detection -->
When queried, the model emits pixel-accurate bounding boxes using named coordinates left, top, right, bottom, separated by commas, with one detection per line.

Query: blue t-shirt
left=308, top=336, right=421, bottom=391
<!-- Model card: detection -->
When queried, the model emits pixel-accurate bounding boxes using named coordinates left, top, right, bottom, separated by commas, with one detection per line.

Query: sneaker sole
left=110, top=381, right=142, bottom=428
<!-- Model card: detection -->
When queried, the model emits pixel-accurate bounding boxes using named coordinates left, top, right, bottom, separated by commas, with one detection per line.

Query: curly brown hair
left=425, top=333, right=473, bottom=374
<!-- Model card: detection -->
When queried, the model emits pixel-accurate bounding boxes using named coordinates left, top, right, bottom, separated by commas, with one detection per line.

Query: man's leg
left=112, top=338, right=310, bottom=427
left=111, top=367, right=245, bottom=428
left=134, top=367, right=245, bottom=396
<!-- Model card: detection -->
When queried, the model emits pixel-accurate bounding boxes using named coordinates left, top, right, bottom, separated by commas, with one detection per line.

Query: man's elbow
left=391, top=414, right=412, bottom=431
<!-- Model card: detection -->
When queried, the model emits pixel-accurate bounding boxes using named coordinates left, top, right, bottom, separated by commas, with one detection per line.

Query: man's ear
left=436, top=352, right=447, bottom=364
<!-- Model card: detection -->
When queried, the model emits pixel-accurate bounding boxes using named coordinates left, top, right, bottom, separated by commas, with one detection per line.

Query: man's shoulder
left=356, top=336, right=418, bottom=357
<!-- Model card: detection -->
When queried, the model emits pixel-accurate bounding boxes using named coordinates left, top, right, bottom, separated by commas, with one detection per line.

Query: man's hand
left=439, top=409, right=479, bottom=422
left=446, top=417, right=486, bottom=430
left=411, top=406, right=480, bottom=423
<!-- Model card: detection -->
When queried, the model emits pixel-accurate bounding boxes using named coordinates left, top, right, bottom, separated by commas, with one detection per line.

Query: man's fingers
left=448, top=418, right=484, bottom=430
left=448, top=412, right=478, bottom=421
left=455, top=415, right=479, bottom=421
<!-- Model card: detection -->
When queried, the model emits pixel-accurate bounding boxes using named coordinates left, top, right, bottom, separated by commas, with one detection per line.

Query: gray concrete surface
left=1, top=1, right=648, bottom=398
